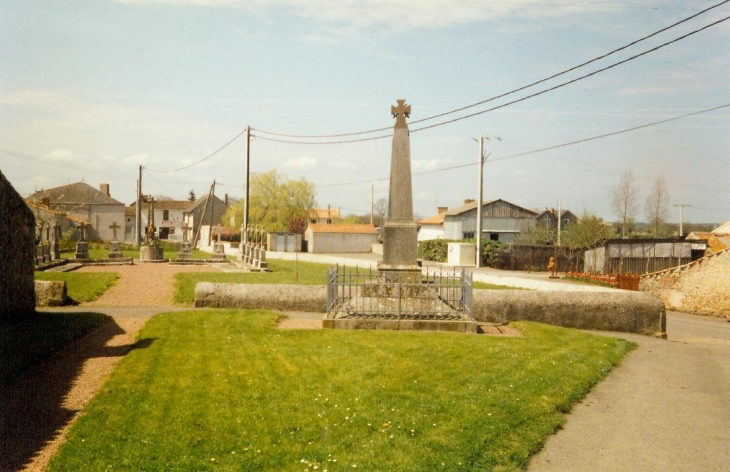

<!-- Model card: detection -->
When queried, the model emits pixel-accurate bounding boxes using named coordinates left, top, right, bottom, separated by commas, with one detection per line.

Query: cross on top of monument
left=391, top=99, right=411, bottom=129
left=79, top=222, right=87, bottom=241
left=109, top=221, right=120, bottom=241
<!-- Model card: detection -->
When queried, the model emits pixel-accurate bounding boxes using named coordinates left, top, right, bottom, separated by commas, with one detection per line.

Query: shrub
left=482, top=239, right=507, bottom=267
left=420, top=239, right=450, bottom=262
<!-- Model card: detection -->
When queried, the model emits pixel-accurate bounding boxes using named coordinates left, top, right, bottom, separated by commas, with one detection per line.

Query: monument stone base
left=177, top=241, right=193, bottom=261
left=140, top=245, right=165, bottom=261
left=211, top=242, right=227, bottom=261
left=323, top=317, right=477, bottom=333
left=108, top=241, right=123, bottom=259
left=74, top=241, right=89, bottom=260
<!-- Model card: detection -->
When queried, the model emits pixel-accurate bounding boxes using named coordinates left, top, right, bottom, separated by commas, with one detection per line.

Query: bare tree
left=645, top=175, right=670, bottom=236
left=373, top=198, right=388, bottom=227
left=611, top=170, right=639, bottom=238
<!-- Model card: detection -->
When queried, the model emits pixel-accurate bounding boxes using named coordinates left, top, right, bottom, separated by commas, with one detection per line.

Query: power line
left=251, top=0, right=729, bottom=140
left=410, top=15, right=730, bottom=133
left=253, top=14, right=730, bottom=145
left=144, top=127, right=247, bottom=173
left=316, top=102, right=730, bottom=188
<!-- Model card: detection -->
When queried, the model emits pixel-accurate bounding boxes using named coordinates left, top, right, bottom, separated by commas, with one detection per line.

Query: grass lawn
left=0, top=311, right=110, bottom=385
left=173, top=259, right=331, bottom=304
left=50, top=310, right=635, bottom=471
left=35, top=272, right=119, bottom=304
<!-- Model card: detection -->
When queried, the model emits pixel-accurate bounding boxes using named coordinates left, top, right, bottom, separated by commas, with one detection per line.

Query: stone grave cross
left=181, top=222, right=190, bottom=242
left=109, top=221, right=121, bottom=241
left=79, top=222, right=87, bottom=241
left=213, top=225, right=223, bottom=243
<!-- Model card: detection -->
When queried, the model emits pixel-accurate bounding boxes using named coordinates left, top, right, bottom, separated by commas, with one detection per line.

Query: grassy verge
left=173, top=259, right=331, bottom=304
left=35, top=272, right=119, bottom=303
left=0, top=312, right=111, bottom=385
left=50, top=311, right=635, bottom=471
left=473, top=282, right=524, bottom=290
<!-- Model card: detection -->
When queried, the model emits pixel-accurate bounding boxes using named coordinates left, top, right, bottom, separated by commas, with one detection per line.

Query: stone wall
left=195, top=282, right=666, bottom=337
left=640, top=249, right=730, bottom=317
left=0, top=171, right=36, bottom=324
left=473, top=290, right=666, bottom=337
left=195, top=282, right=327, bottom=312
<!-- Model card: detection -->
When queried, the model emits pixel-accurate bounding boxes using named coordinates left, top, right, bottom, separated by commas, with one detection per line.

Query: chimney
left=225, top=193, right=229, bottom=206
left=438, top=206, right=448, bottom=214
left=100, top=183, right=110, bottom=196
left=464, top=199, right=475, bottom=204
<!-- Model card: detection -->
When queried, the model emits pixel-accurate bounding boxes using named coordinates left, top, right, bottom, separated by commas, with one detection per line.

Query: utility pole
left=474, top=136, right=493, bottom=268
left=243, top=126, right=251, bottom=244
left=674, top=204, right=691, bottom=237
left=136, top=165, right=143, bottom=244
left=557, top=199, right=562, bottom=247
left=370, top=183, right=374, bottom=225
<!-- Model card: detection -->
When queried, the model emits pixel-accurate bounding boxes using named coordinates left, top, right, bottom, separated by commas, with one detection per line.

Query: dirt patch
left=277, top=318, right=323, bottom=330
left=477, top=323, right=522, bottom=337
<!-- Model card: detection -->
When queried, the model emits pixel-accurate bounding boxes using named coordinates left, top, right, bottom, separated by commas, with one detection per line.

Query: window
left=490, top=233, right=499, bottom=241
left=163, top=210, right=170, bottom=220
left=463, top=232, right=475, bottom=239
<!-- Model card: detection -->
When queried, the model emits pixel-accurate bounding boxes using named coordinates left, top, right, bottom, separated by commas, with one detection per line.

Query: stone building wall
left=0, top=171, right=36, bottom=324
left=640, top=249, right=730, bottom=317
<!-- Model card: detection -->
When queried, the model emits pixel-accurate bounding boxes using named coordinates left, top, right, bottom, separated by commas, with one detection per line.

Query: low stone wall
left=640, top=249, right=730, bottom=317
left=194, top=282, right=666, bottom=336
left=195, top=283, right=326, bottom=312
left=35, top=280, right=68, bottom=307
left=473, top=290, right=665, bottom=337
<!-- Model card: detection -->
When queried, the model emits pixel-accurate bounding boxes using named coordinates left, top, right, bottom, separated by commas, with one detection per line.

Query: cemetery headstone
left=178, top=222, right=192, bottom=260
left=50, top=223, right=61, bottom=260
left=75, top=222, right=89, bottom=259
left=108, top=221, right=123, bottom=258
left=212, top=225, right=227, bottom=261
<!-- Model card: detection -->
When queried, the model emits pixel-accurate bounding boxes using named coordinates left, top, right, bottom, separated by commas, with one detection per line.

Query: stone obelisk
left=380, top=99, right=420, bottom=277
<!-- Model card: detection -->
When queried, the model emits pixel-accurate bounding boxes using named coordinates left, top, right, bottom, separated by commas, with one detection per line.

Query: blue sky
left=2, top=0, right=728, bottom=225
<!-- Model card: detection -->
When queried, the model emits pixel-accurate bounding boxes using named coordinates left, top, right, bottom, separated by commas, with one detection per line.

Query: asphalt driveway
left=529, top=311, right=730, bottom=471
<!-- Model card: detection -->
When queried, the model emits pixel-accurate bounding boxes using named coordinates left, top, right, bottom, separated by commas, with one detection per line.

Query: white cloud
left=115, top=0, right=587, bottom=33
left=412, top=158, right=442, bottom=171
left=45, top=149, right=80, bottom=162
left=284, top=156, right=318, bottom=169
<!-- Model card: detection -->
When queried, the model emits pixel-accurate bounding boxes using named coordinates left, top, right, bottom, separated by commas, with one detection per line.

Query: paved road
left=529, top=311, right=730, bottom=471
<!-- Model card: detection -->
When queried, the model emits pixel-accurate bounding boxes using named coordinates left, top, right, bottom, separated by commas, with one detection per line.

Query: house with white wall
left=417, top=206, right=447, bottom=241
left=305, top=223, right=377, bottom=253
left=27, top=182, right=125, bottom=242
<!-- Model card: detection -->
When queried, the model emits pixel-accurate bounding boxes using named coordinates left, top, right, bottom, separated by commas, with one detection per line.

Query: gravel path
left=79, top=263, right=214, bottom=307
left=2, top=263, right=223, bottom=471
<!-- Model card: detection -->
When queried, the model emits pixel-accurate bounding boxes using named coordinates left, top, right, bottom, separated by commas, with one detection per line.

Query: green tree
left=188, top=190, right=197, bottom=202
left=562, top=211, right=616, bottom=252
left=223, top=170, right=316, bottom=233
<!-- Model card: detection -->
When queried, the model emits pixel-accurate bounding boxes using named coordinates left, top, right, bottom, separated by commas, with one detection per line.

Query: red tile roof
left=417, top=214, right=445, bottom=225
